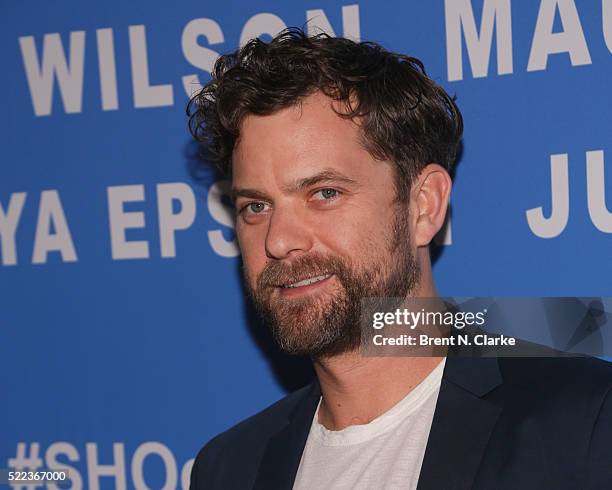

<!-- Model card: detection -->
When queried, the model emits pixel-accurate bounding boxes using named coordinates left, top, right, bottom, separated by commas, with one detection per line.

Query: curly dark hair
left=187, top=27, right=463, bottom=202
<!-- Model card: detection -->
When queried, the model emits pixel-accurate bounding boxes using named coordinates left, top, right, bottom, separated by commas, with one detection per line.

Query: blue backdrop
left=2, top=1, right=611, bottom=488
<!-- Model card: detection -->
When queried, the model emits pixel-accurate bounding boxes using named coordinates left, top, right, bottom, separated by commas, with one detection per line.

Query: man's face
left=232, top=92, right=420, bottom=358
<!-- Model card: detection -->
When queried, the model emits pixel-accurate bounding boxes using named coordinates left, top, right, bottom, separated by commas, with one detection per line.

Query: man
left=187, top=28, right=612, bottom=489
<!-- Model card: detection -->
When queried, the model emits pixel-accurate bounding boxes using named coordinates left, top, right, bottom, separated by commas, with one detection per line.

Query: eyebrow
left=230, top=188, right=270, bottom=204
left=283, top=169, right=360, bottom=193
left=231, top=169, right=360, bottom=203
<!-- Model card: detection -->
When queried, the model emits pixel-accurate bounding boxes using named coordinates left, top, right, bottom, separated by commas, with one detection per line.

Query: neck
left=313, top=353, right=443, bottom=431
left=313, top=269, right=443, bottom=431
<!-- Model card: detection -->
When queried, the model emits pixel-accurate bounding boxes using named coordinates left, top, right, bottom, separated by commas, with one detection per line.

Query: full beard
left=244, top=206, right=420, bottom=358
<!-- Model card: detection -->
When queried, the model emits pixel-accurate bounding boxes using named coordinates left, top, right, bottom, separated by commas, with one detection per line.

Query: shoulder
left=498, top=354, right=612, bottom=395
left=495, top=355, right=612, bottom=438
left=200, top=382, right=313, bottom=454
left=495, top=355, right=612, bottom=487
left=190, top=382, right=316, bottom=489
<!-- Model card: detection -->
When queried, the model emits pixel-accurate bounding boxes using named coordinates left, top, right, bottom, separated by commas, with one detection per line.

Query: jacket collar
left=253, top=381, right=321, bottom=490
left=417, top=356, right=503, bottom=490
left=253, top=355, right=503, bottom=490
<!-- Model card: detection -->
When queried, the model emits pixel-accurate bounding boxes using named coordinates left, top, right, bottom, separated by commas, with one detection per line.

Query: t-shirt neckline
left=311, top=357, right=446, bottom=447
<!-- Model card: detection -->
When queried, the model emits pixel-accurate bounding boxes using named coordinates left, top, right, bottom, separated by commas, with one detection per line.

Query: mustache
left=256, top=254, right=347, bottom=289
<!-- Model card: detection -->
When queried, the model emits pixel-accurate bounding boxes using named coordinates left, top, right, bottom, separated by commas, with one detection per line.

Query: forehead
left=231, top=92, right=391, bottom=188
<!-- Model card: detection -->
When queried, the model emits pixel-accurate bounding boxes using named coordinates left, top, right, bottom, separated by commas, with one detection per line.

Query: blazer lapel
left=417, top=356, right=504, bottom=490
left=253, top=355, right=503, bottom=490
left=253, top=381, right=321, bottom=490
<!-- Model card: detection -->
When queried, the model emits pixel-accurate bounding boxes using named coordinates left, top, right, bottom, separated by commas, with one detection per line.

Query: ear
left=410, top=164, right=452, bottom=247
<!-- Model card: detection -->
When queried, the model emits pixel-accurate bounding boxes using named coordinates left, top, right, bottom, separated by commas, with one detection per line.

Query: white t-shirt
left=293, top=358, right=446, bottom=490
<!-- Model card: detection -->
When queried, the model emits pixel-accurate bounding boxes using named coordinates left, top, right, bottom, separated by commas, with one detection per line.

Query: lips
left=279, top=274, right=332, bottom=289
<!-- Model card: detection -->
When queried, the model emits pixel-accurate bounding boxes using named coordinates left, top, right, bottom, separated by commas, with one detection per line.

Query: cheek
left=237, top=224, right=267, bottom=281
left=314, top=212, right=382, bottom=261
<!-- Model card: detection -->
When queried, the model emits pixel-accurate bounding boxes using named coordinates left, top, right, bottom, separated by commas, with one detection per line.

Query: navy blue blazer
left=190, top=355, right=612, bottom=489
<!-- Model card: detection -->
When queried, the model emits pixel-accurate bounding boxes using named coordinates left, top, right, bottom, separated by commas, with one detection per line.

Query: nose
left=264, top=206, right=313, bottom=260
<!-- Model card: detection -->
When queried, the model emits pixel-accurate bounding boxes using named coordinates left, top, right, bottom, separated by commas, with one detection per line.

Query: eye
left=242, top=201, right=269, bottom=215
left=312, top=188, right=340, bottom=201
